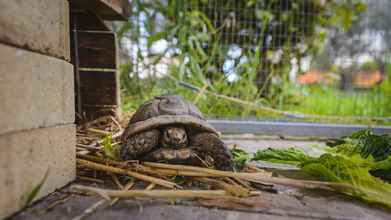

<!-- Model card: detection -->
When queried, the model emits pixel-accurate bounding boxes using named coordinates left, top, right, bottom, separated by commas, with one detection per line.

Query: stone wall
left=0, top=0, right=75, bottom=218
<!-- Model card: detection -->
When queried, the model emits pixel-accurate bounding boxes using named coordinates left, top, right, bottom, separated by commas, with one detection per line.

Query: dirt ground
left=8, top=137, right=391, bottom=220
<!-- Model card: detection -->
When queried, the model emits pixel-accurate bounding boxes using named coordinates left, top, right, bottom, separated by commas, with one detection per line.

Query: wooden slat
left=74, top=0, right=129, bottom=20
left=74, top=11, right=110, bottom=31
left=79, top=71, right=118, bottom=106
left=77, top=32, right=116, bottom=69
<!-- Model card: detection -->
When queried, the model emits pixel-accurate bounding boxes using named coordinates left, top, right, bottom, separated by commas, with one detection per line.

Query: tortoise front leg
left=189, top=132, right=234, bottom=171
left=120, top=129, right=160, bottom=160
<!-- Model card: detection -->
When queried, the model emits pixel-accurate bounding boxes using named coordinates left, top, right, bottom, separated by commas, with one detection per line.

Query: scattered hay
left=74, top=115, right=357, bottom=215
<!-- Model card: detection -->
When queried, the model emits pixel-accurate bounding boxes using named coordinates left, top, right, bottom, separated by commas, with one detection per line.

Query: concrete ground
left=8, top=137, right=391, bottom=220
left=223, top=135, right=326, bottom=156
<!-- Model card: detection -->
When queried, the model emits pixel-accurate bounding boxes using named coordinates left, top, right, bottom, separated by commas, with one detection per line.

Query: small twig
left=112, top=130, right=124, bottom=139
left=110, top=116, right=122, bottom=130
left=231, top=177, right=256, bottom=191
left=111, top=174, right=124, bottom=189
left=72, top=185, right=260, bottom=200
left=134, top=164, right=220, bottom=177
left=87, top=128, right=111, bottom=136
left=142, top=162, right=355, bottom=191
left=77, top=159, right=178, bottom=189
left=77, top=144, right=102, bottom=151
left=110, top=179, right=136, bottom=206
left=223, top=177, right=240, bottom=186
left=197, top=178, right=250, bottom=197
left=146, top=183, right=156, bottom=190
left=77, top=154, right=211, bottom=178
left=77, top=186, right=111, bottom=201
left=193, top=83, right=208, bottom=104
left=77, top=176, right=105, bottom=184
left=77, top=116, right=113, bottom=130
left=77, top=154, right=131, bottom=168
left=244, top=164, right=272, bottom=175
left=73, top=178, right=137, bottom=220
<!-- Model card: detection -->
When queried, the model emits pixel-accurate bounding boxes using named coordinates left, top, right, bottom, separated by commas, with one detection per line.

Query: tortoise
left=120, top=95, right=233, bottom=170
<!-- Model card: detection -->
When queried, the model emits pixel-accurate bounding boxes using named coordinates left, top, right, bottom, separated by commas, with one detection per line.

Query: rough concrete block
left=0, top=43, right=74, bottom=135
left=0, top=124, right=76, bottom=219
left=0, top=0, right=70, bottom=60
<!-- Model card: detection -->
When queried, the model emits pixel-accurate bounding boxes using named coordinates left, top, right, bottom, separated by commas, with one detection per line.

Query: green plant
left=283, top=84, right=391, bottom=120
left=300, top=153, right=391, bottom=207
left=328, top=129, right=391, bottom=161
left=240, top=129, right=391, bottom=207
left=253, top=147, right=314, bottom=166
left=102, top=134, right=120, bottom=161
left=231, top=148, right=252, bottom=171
left=360, top=61, right=379, bottom=72
left=24, top=169, right=50, bottom=206
left=118, top=0, right=370, bottom=122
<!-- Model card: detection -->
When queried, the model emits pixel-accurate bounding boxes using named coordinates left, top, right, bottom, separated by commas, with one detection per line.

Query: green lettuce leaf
left=253, top=147, right=313, bottom=165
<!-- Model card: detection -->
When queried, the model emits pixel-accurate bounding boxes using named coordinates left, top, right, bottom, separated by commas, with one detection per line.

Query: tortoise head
left=161, top=126, right=187, bottom=148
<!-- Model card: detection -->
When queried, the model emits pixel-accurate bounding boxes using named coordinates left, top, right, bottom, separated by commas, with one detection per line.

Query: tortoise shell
left=122, top=95, right=218, bottom=141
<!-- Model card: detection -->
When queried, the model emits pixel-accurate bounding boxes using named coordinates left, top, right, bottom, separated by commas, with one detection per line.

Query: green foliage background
left=117, top=0, right=391, bottom=123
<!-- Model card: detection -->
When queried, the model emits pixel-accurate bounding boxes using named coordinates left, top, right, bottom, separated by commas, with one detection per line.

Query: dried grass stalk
left=110, top=179, right=136, bottom=206
left=143, top=162, right=355, bottom=191
left=77, top=176, right=105, bottom=184
left=77, top=159, right=178, bottom=189
left=87, top=128, right=111, bottom=136
left=77, top=154, right=126, bottom=167
left=111, top=174, right=124, bottom=189
left=134, top=164, right=220, bottom=177
left=146, top=183, right=156, bottom=190
left=72, top=185, right=259, bottom=200
left=198, top=178, right=250, bottom=197
left=77, top=116, right=113, bottom=130
left=76, top=144, right=102, bottom=151
left=110, top=116, right=122, bottom=130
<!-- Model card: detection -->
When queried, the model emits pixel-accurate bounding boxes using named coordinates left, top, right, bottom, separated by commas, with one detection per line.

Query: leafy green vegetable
left=253, top=147, right=313, bottom=165
left=245, top=129, right=391, bottom=208
left=329, top=129, right=391, bottom=161
left=372, top=156, right=391, bottom=170
left=325, top=129, right=391, bottom=181
left=231, top=148, right=252, bottom=171
left=371, top=156, right=391, bottom=181
left=355, top=133, right=391, bottom=162
left=300, top=153, right=391, bottom=207
left=102, top=134, right=120, bottom=160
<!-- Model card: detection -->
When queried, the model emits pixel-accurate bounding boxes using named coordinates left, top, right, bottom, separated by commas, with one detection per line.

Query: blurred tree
left=313, top=0, right=390, bottom=89
left=117, top=0, right=366, bottom=99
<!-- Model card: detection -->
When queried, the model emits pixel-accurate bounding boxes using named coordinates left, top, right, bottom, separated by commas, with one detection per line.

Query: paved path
left=11, top=186, right=391, bottom=220
left=223, top=135, right=326, bottom=156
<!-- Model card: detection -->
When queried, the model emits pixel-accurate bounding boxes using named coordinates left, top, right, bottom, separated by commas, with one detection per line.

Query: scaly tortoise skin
left=120, top=95, right=233, bottom=170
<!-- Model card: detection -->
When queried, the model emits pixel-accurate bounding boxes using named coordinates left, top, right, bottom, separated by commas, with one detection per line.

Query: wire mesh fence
left=117, top=0, right=391, bottom=125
